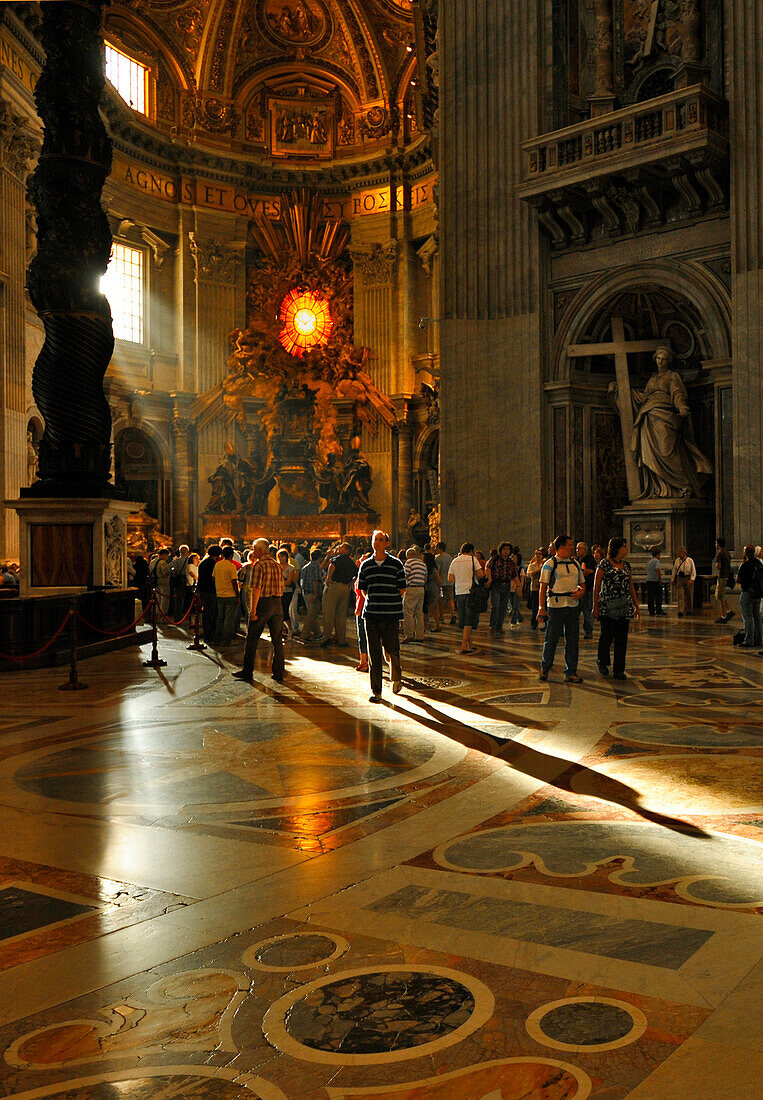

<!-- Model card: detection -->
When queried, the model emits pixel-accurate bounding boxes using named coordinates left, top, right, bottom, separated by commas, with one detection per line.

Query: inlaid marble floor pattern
left=0, top=611, right=760, bottom=1098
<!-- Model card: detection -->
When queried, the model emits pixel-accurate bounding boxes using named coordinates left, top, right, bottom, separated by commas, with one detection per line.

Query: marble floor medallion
left=433, top=821, right=763, bottom=906
left=261, top=964, right=494, bottom=1064
left=242, top=931, right=349, bottom=971
left=325, top=1057, right=591, bottom=1098
left=1, top=1066, right=287, bottom=1099
left=526, top=996, right=647, bottom=1052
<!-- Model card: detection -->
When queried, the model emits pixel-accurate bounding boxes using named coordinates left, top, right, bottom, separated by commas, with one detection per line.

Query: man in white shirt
left=671, top=547, right=697, bottom=617
left=448, top=541, right=484, bottom=654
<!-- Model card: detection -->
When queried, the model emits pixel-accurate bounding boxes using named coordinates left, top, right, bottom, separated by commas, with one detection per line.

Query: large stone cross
left=567, top=317, right=662, bottom=501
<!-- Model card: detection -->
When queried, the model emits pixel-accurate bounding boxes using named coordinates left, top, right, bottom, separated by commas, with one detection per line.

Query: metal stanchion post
left=143, top=591, right=167, bottom=669
left=59, top=598, right=88, bottom=690
left=187, top=592, right=207, bottom=651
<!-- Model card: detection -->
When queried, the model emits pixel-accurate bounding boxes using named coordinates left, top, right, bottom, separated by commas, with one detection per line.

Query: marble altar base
left=201, top=512, right=379, bottom=545
left=6, top=497, right=142, bottom=598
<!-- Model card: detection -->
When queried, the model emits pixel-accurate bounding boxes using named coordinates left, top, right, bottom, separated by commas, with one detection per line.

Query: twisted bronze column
left=25, top=0, right=115, bottom=496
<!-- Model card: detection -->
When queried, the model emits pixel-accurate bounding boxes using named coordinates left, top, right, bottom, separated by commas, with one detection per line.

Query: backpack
left=750, top=560, right=763, bottom=600
left=545, top=556, right=580, bottom=604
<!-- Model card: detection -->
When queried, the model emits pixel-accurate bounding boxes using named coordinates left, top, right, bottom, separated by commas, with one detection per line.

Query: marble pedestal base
left=616, top=499, right=715, bottom=580
left=5, top=497, right=142, bottom=598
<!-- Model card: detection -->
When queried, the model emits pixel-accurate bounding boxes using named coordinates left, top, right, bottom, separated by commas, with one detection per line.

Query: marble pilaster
left=0, top=99, right=37, bottom=561
left=728, top=2, right=763, bottom=543
left=439, top=0, right=543, bottom=552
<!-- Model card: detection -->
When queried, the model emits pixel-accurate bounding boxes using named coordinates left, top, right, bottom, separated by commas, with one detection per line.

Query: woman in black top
left=737, top=544, right=763, bottom=647
left=593, top=537, right=640, bottom=680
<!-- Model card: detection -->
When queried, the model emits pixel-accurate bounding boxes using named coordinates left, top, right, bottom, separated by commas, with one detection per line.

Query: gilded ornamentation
left=0, top=101, right=39, bottom=179
left=104, top=514, right=126, bottom=587
left=197, top=190, right=396, bottom=516
left=353, top=241, right=398, bottom=285
left=188, top=233, right=243, bottom=284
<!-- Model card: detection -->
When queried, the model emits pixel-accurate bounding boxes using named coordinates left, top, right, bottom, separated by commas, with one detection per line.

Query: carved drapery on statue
left=25, top=0, right=115, bottom=496
left=630, top=345, right=713, bottom=499
left=197, top=190, right=396, bottom=517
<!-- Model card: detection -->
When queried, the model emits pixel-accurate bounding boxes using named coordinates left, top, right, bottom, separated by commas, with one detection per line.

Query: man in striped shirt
left=403, top=546, right=427, bottom=642
left=357, top=530, right=406, bottom=702
left=232, top=537, right=285, bottom=684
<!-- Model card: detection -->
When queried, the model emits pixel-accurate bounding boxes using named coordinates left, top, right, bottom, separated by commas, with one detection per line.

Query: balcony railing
left=518, top=85, right=728, bottom=199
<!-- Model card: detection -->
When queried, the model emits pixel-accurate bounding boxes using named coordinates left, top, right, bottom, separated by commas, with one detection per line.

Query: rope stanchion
left=59, top=599, right=88, bottom=691
left=143, top=589, right=167, bottom=669
left=187, top=593, right=207, bottom=652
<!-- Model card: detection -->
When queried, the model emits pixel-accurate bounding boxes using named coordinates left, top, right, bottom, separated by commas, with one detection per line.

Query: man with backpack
left=537, top=535, right=586, bottom=683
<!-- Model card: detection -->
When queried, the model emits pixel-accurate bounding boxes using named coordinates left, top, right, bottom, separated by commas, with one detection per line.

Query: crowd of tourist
left=121, top=528, right=763, bottom=698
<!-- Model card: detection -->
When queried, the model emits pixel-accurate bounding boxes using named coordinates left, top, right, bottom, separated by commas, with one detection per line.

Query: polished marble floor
left=0, top=608, right=760, bottom=1098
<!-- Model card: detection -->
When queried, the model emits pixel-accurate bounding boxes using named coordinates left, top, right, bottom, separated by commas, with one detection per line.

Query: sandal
left=356, top=662, right=369, bottom=672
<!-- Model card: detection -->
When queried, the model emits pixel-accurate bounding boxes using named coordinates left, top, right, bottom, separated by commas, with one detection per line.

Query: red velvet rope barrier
left=155, top=594, right=198, bottom=628
left=75, top=599, right=155, bottom=637
left=0, top=610, right=74, bottom=662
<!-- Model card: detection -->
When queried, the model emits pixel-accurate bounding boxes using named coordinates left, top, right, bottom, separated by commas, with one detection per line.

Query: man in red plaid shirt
left=232, top=538, right=285, bottom=684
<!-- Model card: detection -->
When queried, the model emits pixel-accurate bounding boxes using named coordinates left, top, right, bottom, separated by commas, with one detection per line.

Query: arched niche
left=413, top=425, right=439, bottom=533
left=546, top=261, right=732, bottom=545
left=114, top=426, right=165, bottom=525
left=26, top=416, right=43, bottom=487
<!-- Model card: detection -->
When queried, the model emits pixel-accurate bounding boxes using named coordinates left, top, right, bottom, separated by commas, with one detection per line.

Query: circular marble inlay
left=0, top=1068, right=280, bottom=1098
left=243, top=932, right=348, bottom=972
left=262, top=965, right=494, bottom=1065
left=527, top=997, right=647, bottom=1052
left=614, top=722, right=763, bottom=748
left=6, top=715, right=463, bottom=816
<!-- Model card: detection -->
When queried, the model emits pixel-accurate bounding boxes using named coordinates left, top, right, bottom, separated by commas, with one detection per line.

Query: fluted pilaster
left=439, top=0, right=543, bottom=551
left=0, top=100, right=38, bottom=557
left=729, top=0, right=763, bottom=542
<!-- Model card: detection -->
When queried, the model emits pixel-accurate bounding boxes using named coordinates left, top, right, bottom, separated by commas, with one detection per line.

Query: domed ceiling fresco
left=106, top=0, right=427, bottom=163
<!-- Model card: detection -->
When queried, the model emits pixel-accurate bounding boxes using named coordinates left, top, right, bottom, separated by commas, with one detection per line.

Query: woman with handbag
left=448, top=541, right=485, bottom=654
left=593, top=537, right=640, bottom=680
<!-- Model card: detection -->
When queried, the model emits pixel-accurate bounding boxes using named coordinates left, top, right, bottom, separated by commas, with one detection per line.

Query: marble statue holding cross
left=628, top=344, right=713, bottom=499
left=567, top=318, right=712, bottom=501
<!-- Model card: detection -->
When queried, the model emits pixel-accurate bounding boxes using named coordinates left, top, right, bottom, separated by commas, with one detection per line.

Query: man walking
left=671, top=547, right=696, bottom=617
left=537, top=535, right=585, bottom=683
left=321, top=542, right=357, bottom=647
left=576, top=541, right=596, bottom=639
left=233, top=538, right=285, bottom=684
left=357, top=530, right=406, bottom=702
left=402, top=546, right=428, bottom=641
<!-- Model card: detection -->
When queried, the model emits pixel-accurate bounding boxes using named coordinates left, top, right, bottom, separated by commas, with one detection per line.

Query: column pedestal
left=7, top=497, right=141, bottom=597
left=616, top=499, right=714, bottom=580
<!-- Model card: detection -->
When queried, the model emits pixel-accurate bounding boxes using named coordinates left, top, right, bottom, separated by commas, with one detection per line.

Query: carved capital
left=416, top=234, right=438, bottom=276
left=189, top=232, right=243, bottom=285
left=352, top=240, right=398, bottom=285
left=0, top=101, right=39, bottom=180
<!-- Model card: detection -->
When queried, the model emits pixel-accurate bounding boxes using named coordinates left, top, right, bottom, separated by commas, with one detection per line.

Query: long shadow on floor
left=391, top=693, right=711, bottom=839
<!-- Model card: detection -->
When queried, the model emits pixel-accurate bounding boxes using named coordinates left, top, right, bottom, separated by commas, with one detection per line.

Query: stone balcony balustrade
left=517, top=85, right=729, bottom=249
